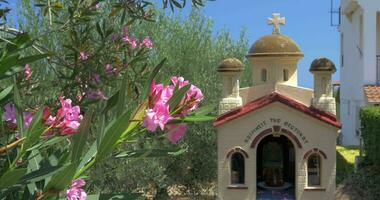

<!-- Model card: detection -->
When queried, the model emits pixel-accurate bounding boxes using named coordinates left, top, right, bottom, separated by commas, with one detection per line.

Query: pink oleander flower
left=143, top=101, right=172, bottom=132
left=4, top=103, right=16, bottom=124
left=95, top=3, right=101, bottom=9
left=44, top=97, right=83, bottom=135
left=66, top=179, right=87, bottom=200
left=24, top=64, right=31, bottom=80
left=90, top=73, right=101, bottom=84
left=85, top=90, right=107, bottom=101
left=140, top=37, right=153, bottom=49
left=166, top=123, right=187, bottom=144
left=104, top=64, right=119, bottom=76
left=123, top=35, right=137, bottom=49
left=3, top=103, right=34, bottom=129
left=123, top=27, right=129, bottom=35
left=79, top=51, right=88, bottom=61
left=143, top=76, right=203, bottom=144
left=171, top=76, right=189, bottom=88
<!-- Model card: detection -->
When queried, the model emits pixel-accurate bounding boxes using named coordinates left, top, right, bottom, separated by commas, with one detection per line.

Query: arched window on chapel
left=231, top=152, right=245, bottom=185
left=307, top=154, right=321, bottom=186
left=261, top=69, right=267, bottom=82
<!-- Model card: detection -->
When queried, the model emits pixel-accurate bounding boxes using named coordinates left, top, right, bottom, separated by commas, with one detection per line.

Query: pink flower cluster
left=24, top=64, right=31, bottom=80
left=3, top=103, right=33, bottom=129
left=79, top=51, right=88, bottom=61
left=66, top=179, right=87, bottom=200
left=104, top=64, right=119, bottom=76
left=122, top=27, right=153, bottom=49
left=43, top=97, right=83, bottom=135
left=143, top=76, right=203, bottom=144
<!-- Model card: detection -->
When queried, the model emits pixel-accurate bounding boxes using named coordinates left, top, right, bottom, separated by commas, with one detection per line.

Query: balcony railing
left=377, top=55, right=380, bottom=84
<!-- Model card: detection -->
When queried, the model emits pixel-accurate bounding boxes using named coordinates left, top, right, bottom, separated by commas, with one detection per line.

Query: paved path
left=256, top=187, right=295, bottom=200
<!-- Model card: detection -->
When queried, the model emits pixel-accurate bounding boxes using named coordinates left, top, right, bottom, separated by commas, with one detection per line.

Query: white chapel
left=214, top=13, right=341, bottom=200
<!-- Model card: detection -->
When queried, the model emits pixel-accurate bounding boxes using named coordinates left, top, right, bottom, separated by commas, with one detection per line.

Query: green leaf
left=44, top=163, right=77, bottom=192
left=0, top=85, right=13, bottom=101
left=0, top=54, right=19, bottom=76
left=22, top=107, right=45, bottom=151
left=187, top=104, right=216, bottom=116
left=16, top=53, right=50, bottom=66
left=13, top=81, right=24, bottom=135
left=142, top=58, right=166, bottom=99
left=0, top=168, right=27, bottom=190
left=26, top=135, right=70, bottom=152
left=77, top=141, right=97, bottom=171
left=116, top=73, right=128, bottom=117
left=168, top=84, right=191, bottom=113
left=177, top=115, right=215, bottom=122
left=19, top=165, right=63, bottom=184
left=119, top=101, right=147, bottom=140
left=96, top=111, right=131, bottom=161
left=71, top=109, right=93, bottom=163
left=115, top=148, right=187, bottom=158
left=102, top=91, right=119, bottom=114
left=86, top=193, right=144, bottom=200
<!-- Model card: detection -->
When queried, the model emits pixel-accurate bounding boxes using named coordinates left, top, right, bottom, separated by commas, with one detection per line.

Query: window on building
left=283, top=69, right=289, bottom=81
left=307, top=154, right=321, bottom=186
left=231, top=152, right=245, bottom=184
left=261, top=69, right=267, bottom=82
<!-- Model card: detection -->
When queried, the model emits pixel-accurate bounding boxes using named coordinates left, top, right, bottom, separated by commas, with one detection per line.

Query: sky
left=7, top=0, right=341, bottom=88
left=176, top=0, right=341, bottom=88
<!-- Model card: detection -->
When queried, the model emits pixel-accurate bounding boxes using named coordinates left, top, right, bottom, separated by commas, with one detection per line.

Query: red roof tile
left=213, top=92, right=341, bottom=128
left=363, top=85, right=380, bottom=103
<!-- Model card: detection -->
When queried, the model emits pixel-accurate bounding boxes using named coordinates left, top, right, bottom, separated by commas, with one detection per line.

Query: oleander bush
left=0, top=0, right=216, bottom=199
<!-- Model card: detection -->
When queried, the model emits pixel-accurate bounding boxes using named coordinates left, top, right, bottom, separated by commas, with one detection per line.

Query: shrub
left=360, top=106, right=380, bottom=165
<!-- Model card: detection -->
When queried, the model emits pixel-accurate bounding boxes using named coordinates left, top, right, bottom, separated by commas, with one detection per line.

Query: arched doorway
left=256, top=134, right=296, bottom=200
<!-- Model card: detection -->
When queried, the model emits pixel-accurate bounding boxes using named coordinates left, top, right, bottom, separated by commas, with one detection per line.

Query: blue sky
left=177, top=0, right=341, bottom=88
left=8, top=0, right=340, bottom=88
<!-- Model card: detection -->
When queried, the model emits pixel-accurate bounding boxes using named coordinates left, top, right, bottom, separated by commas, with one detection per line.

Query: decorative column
left=310, top=57, right=337, bottom=115
left=217, top=58, right=244, bottom=115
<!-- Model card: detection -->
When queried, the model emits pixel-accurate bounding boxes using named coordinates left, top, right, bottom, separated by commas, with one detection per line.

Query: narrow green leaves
left=142, top=58, right=166, bottom=99
left=177, top=115, right=215, bottom=122
left=22, top=107, right=45, bottom=152
left=71, top=109, right=93, bottom=163
left=96, top=111, right=131, bottom=161
left=44, top=163, right=77, bottom=192
left=0, top=85, right=13, bottom=101
left=0, top=168, right=27, bottom=190
left=13, top=81, right=24, bottom=136
left=168, top=84, right=190, bottom=113
left=115, top=148, right=187, bottom=158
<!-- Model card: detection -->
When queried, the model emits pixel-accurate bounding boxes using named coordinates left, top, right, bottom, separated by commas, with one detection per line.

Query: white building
left=340, top=0, right=380, bottom=146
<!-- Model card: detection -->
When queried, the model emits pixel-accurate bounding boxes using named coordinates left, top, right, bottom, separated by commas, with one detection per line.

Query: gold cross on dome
left=268, top=13, right=286, bottom=34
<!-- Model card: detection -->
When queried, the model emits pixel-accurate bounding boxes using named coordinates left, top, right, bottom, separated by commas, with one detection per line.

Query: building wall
left=339, top=0, right=380, bottom=145
left=217, top=102, right=338, bottom=200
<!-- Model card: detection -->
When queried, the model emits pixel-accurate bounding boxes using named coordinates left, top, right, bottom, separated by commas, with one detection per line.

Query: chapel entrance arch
left=252, top=128, right=300, bottom=200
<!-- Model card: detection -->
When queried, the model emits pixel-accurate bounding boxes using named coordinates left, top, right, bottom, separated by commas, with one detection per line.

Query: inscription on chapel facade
left=244, top=118, right=309, bottom=144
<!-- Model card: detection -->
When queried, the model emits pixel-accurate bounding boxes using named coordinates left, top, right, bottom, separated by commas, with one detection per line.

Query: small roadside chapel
left=213, top=13, right=341, bottom=200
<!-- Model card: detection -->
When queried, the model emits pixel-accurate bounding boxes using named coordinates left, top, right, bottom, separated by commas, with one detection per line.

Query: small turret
left=217, top=58, right=244, bottom=115
left=310, top=57, right=337, bottom=115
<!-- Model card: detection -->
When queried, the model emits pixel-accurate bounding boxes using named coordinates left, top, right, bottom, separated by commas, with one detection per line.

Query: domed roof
left=310, top=57, right=336, bottom=72
left=246, top=34, right=303, bottom=57
left=217, top=58, right=244, bottom=72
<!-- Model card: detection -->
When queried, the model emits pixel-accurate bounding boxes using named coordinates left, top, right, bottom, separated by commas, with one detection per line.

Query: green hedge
left=360, top=106, right=380, bottom=164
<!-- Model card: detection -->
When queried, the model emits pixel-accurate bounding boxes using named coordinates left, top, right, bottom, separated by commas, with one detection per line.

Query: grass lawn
left=336, top=145, right=360, bottom=184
